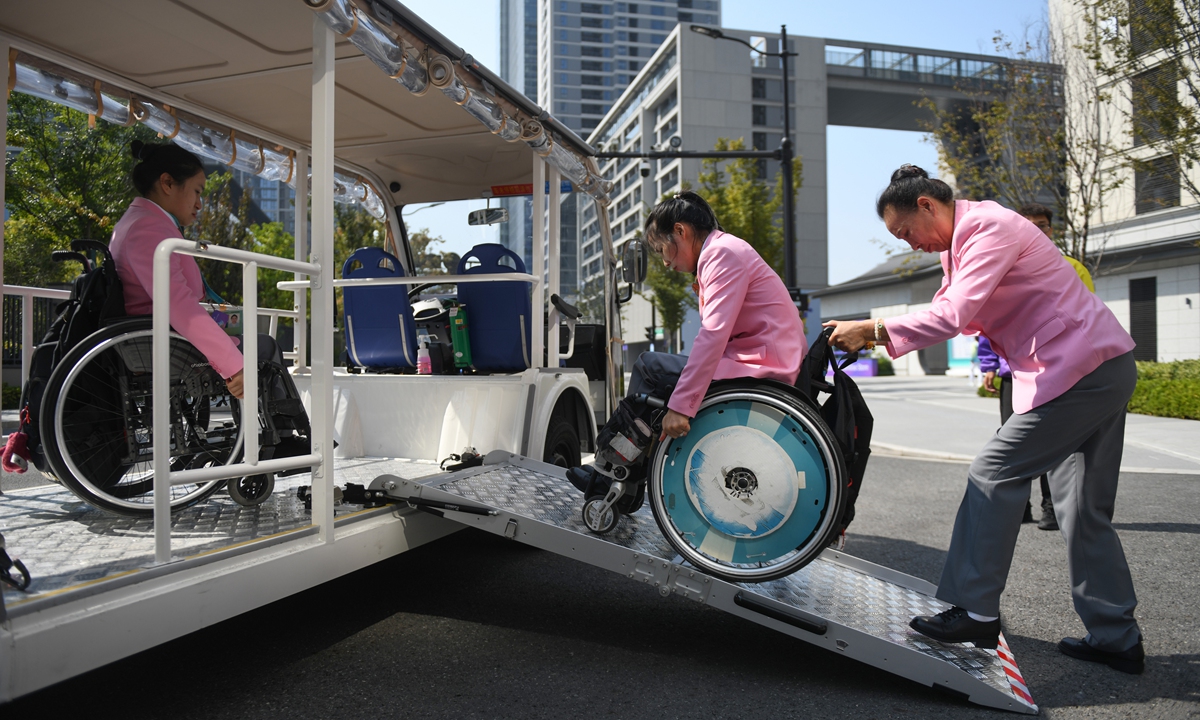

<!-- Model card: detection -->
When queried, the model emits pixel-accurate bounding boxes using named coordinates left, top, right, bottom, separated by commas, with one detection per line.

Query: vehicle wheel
left=40, top=319, right=241, bottom=517
left=228, top=473, right=275, bottom=507
left=582, top=496, right=619, bottom=534
left=543, top=415, right=581, bottom=468
left=647, top=381, right=847, bottom=583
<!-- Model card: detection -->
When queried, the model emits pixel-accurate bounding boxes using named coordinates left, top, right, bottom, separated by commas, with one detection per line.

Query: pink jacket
left=885, top=200, right=1134, bottom=414
left=110, top=197, right=244, bottom=379
left=669, top=230, right=807, bottom=417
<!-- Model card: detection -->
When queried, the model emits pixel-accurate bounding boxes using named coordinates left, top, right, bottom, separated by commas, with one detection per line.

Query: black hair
left=875, top=164, right=954, bottom=219
left=129, top=140, right=205, bottom=197
left=1017, top=202, right=1052, bottom=223
left=643, top=190, right=721, bottom=252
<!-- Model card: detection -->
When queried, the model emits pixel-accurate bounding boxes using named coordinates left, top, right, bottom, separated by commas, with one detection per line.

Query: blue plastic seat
left=342, top=247, right=417, bottom=370
left=456, top=243, right=532, bottom=372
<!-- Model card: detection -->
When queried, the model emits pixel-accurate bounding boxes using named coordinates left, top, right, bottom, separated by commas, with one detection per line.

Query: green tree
left=696, top=137, right=801, bottom=279
left=1086, top=0, right=1200, bottom=204
left=408, top=226, right=460, bottom=275
left=919, top=29, right=1124, bottom=270
left=3, top=93, right=156, bottom=286
left=192, top=171, right=257, bottom=303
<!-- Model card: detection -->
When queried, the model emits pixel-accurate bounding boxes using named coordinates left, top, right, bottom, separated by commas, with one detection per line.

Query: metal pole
left=310, top=17, right=336, bottom=542
left=152, top=242, right=174, bottom=563
left=547, top=167, right=561, bottom=369
left=242, top=261, right=258, bottom=467
left=1, top=38, right=7, bottom=430
left=294, top=149, right=309, bottom=372
left=531, top=156, right=545, bottom=369
left=779, top=25, right=796, bottom=291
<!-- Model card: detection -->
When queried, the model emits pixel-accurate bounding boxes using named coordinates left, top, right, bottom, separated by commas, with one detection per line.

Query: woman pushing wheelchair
left=567, top=191, right=808, bottom=510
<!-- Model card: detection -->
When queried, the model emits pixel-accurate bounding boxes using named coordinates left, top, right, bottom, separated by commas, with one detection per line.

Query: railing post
left=531, top=157, right=545, bottom=370
left=21, top=294, right=33, bottom=395
left=0, top=37, right=7, bottom=403
left=310, top=17, right=337, bottom=542
left=294, top=149, right=309, bottom=372
left=547, top=167, right=561, bottom=369
left=152, top=240, right=177, bottom=564
left=242, top=261, right=259, bottom=467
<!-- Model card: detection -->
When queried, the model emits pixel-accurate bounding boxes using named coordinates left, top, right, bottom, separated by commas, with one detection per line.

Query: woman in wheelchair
left=567, top=191, right=808, bottom=505
left=99, top=140, right=311, bottom=508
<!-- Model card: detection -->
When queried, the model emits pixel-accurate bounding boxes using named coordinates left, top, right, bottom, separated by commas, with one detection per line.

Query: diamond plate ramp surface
left=393, top=456, right=1037, bottom=714
left=1, top=457, right=443, bottom=610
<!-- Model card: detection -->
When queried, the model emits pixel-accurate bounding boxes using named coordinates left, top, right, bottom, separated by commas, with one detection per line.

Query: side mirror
left=468, top=207, right=509, bottom=226
left=621, top=238, right=648, bottom=284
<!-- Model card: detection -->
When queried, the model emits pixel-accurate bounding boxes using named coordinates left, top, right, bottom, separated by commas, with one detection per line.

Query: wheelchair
left=582, top=379, right=847, bottom=583
left=37, top=317, right=300, bottom=517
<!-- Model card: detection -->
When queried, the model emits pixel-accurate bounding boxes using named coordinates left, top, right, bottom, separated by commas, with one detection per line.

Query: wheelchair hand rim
left=53, top=328, right=244, bottom=512
left=648, top=388, right=843, bottom=581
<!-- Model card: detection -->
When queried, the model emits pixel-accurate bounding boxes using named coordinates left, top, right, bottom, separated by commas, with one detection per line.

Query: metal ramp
left=376, top=452, right=1038, bottom=714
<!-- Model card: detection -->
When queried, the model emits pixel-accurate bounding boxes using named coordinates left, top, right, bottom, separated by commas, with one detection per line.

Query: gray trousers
left=936, top=351, right=1141, bottom=652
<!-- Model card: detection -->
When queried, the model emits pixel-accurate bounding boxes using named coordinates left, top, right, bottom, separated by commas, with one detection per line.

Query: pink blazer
left=110, top=197, right=244, bottom=379
left=885, top=200, right=1134, bottom=414
left=669, top=230, right=807, bottom=417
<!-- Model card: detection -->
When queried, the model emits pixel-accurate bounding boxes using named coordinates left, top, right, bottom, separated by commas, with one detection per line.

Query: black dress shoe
left=1038, top=497, right=1059, bottom=531
left=910, top=607, right=1000, bottom=649
left=566, top=466, right=611, bottom=498
left=1059, top=636, right=1145, bottom=674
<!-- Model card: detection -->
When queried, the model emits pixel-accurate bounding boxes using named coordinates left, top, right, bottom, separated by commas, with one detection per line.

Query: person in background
left=980, top=202, right=1095, bottom=531
left=827, top=165, right=1144, bottom=674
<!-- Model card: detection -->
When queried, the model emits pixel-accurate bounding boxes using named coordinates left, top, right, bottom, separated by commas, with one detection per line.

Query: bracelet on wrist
left=874, top=318, right=884, bottom=343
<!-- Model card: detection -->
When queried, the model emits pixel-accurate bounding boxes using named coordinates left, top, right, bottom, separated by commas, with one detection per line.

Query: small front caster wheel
left=228, top=473, right=275, bottom=507
left=582, top=497, right=619, bottom=534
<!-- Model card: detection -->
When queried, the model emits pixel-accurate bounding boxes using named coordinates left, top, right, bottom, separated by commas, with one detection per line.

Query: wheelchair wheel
left=40, top=319, right=242, bottom=517
left=647, top=380, right=846, bottom=583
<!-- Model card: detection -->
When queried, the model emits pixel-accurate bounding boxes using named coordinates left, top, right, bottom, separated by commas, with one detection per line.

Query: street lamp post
left=690, top=24, right=797, bottom=292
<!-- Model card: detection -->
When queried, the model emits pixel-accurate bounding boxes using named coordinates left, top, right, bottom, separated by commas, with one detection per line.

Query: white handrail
left=275, top=272, right=539, bottom=291
left=152, top=238, right=322, bottom=563
left=2, top=285, right=71, bottom=397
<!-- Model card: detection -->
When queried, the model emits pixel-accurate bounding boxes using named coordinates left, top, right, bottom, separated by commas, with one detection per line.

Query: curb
left=872, top=442, right=1200, bottom=476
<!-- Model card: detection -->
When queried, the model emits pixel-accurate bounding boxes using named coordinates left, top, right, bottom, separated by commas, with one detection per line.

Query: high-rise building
left=498, top=0, right=721, bottom=309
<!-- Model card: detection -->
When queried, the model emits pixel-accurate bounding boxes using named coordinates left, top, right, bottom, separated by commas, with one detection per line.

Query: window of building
left=678, top=0, right=692, bottom=6
left=756, top=159, right=767, bottom=180
left=581, top=74, right=605, bottom=85
left=633, top=185, right=642, bottom=205
left=651, top=34, right=666, bottom=44
left=618, top=59, right=628, bottom=69
left=560, top=59, right=569, bottom=69
left=678, top=12, right=693, bottom=21
left=628, top=32, right=639, bottom=42
left=650, top=20, right=667, bottom=30
left=581, top=60, right=605, bottom=71
left=1129, top=0, right=1176, bottom=55
left=752, top=78, right=767, bottom=99
left=581, top=45, right=604, bottom=56
left=1131, top=64, right=1178, bottom=147
left=581, top=2, right=605, bottom=13
left=628, top=3, right=639, bottom=13
left=629, top=46, right=640, bottom=56
left=624, top=215, right=640, bottom=234
left=582, top=17, right=607, bottom=28
left=582, top=103, right=606, bottom=115
left=629, top=61, right=641, bottom=72
left=750, top=36, right=768, bottom=68
left=617, top=193, right=632, bottom=215
left=581, top=31, right=603, bottom=42
left=629, top=18, right=639, bottom=27
left=660, top=167, right=679, bottom=194
left=752, top=105, right=768, bottom=126
left=1135, top=155, right=1180, bottom=213
left=560, top=72, right=570, bottom=83
left=581, top=88, right=605, bottom=99
left=752, top=132, right=767, bottom=150
left=1129, top=276, right=1158, bottom=361
left=559, top=30, right=568, bottom=40
left=650, top=5, right=664, bottom=15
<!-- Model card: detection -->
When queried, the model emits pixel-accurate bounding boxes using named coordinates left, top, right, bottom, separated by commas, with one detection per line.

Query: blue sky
left=399, top=0, right=1050, bottom=285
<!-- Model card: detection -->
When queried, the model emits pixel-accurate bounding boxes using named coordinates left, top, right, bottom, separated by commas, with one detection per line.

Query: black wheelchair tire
left=647, top=379, right=848, bottom=583
left=39, top=319, right=238, bottom=517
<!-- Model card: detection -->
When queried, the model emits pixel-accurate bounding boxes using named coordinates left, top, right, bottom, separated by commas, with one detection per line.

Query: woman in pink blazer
left=827, top=165, right=1143, bottom=674
left=567, top=192, right=807, bottom=503
left=110, top=141, right=248, bottom=396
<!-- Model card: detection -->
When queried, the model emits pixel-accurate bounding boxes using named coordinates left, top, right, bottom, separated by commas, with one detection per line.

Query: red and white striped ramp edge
left=993, top=632, right=1038, bottom=711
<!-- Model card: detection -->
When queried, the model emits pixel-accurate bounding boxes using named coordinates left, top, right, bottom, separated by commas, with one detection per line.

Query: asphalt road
left=7, top=454, right=1197, bottom=719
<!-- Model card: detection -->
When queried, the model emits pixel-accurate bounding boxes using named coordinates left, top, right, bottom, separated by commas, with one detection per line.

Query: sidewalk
left=858, top=374, right=1200, bottom=475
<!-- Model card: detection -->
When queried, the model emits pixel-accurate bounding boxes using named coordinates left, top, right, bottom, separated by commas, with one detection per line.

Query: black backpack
left=17, top=239, right=126, bottom=473
left=795, top=326, right=875, bottom=537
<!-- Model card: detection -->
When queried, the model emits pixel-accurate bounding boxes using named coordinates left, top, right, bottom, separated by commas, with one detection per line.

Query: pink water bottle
left=416, top=340, right=432, bottom=375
